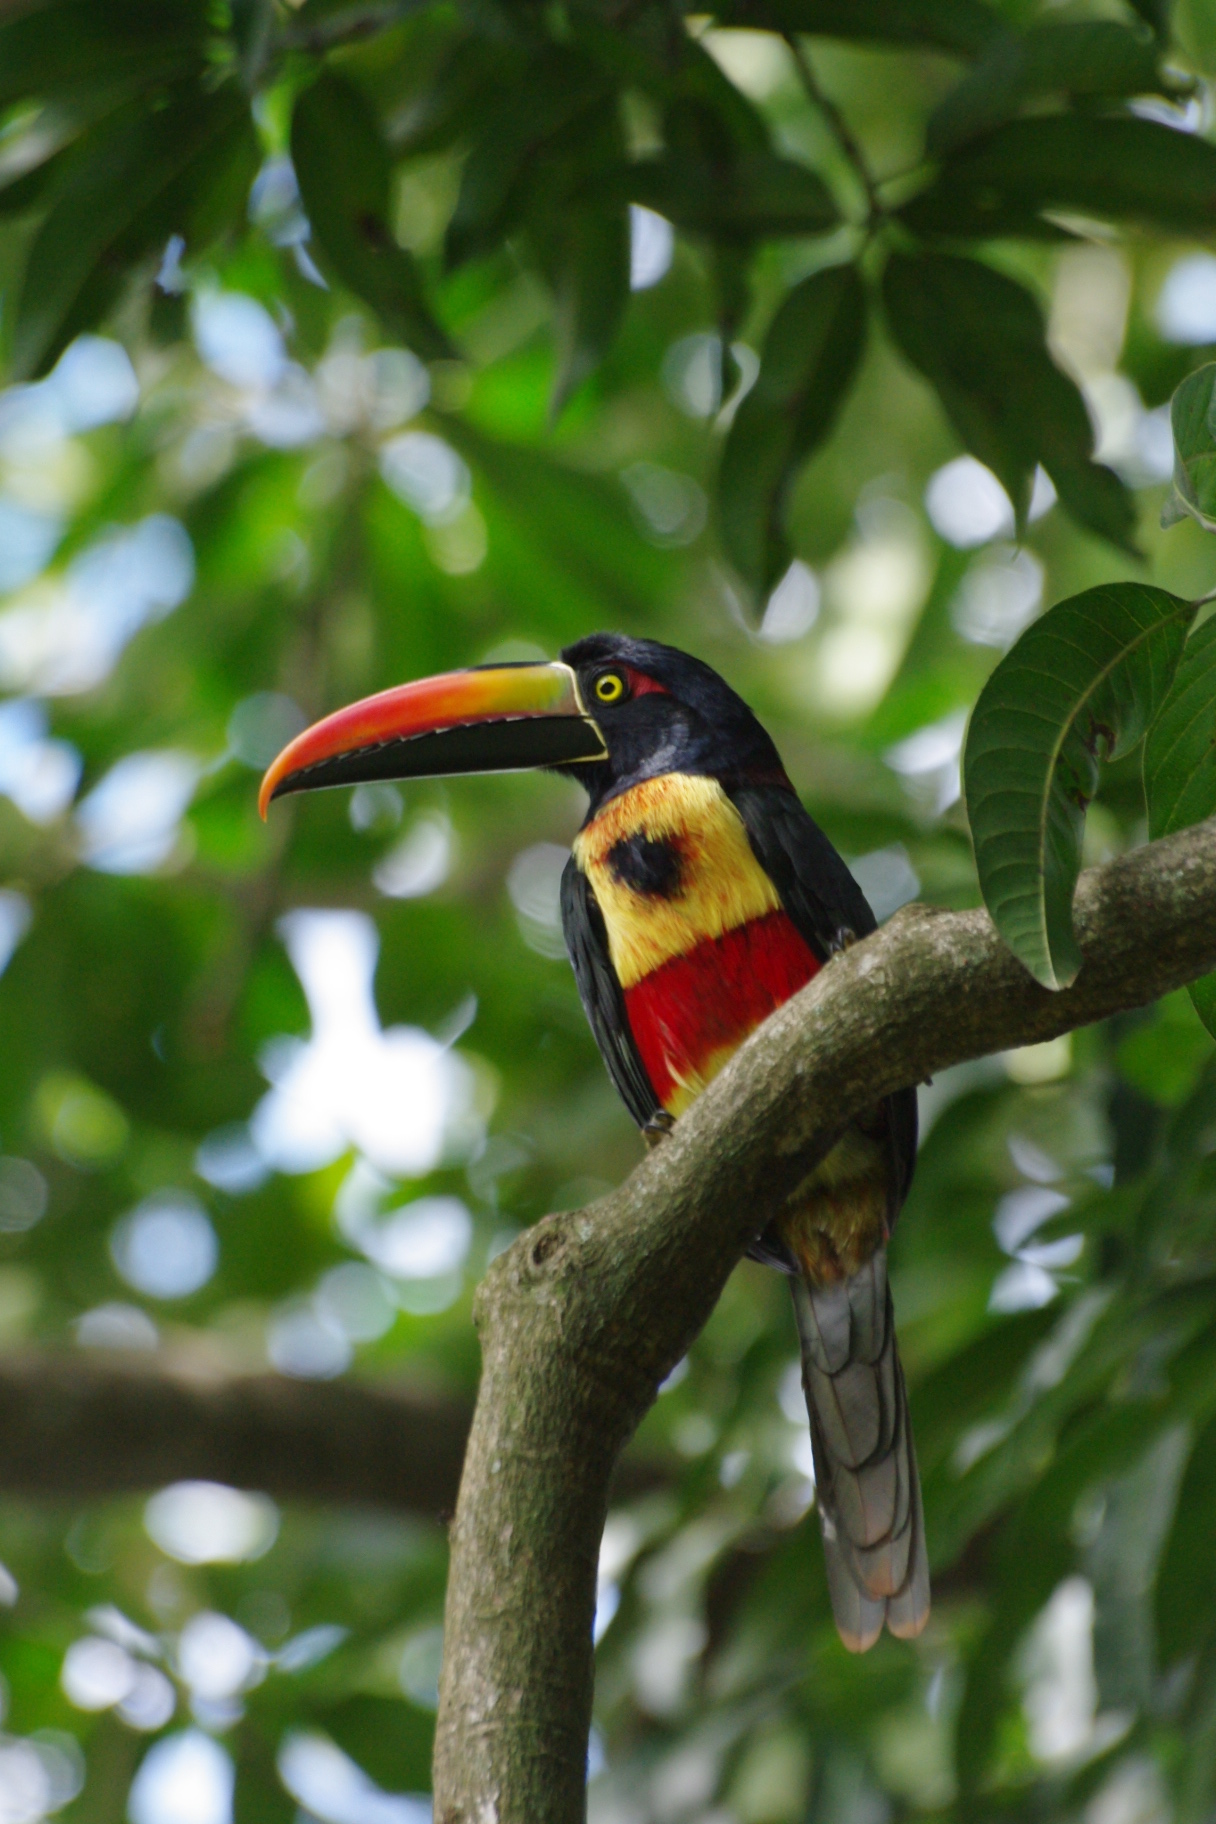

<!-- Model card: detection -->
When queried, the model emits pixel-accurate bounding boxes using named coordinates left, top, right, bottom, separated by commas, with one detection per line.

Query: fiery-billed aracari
left=260, top=634, right=927, bottom=1650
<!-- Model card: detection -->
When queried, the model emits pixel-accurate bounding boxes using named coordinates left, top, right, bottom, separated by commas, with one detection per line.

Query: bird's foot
left=642, top=1111, right=675, bottom=1149
left=828, top=925, right=858, bottom=957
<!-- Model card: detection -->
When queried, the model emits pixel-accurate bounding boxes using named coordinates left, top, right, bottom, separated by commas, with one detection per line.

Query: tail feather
left=846, top=1250, right=890, bottom=1363
left=851, top=1514, right=912, bottom=1598
left=792, top=1249, right=930, bottom=1651
left=805, top=1357, right=884, bottom=1467
left=822, top=1519, right=886, bottom=1653
left=800, top=1251, right=888, bottom=1372
left=830, top=1451, right=898, bottom=1552
left=886, top=1457, right=929, bottom=1639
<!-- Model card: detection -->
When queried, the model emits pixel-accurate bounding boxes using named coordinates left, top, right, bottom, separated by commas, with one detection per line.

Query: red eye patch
left=624, top=667, right=670, bottom=699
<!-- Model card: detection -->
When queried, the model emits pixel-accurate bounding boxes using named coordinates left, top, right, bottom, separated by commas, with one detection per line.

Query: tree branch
left=0, top=1355, right=471, bottom=1515
left=432, top=820, right=1216, bottom=1824
left=0, top=1354, right=668, bottom=1514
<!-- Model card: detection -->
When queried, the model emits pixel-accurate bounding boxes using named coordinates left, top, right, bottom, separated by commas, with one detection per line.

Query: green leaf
left=1145, top=612, right=1216, bottom=1037
left=445, top=420, right=682, bottom=627
left=230, top=0, right=275, bottom=88
left=624, top=150, right=838, bottom=240
left=660, top=45, right=773, bottom=159
left=1129, top=0, right=1171, bottom=38
left=711, top=0, right=1003, bottom=57
left=0, top=0, right=208, bottom=114
left=882, top=251, right=1137, bottom=552
left=901, top=116, right=1216, bottom=240
left=709, top=246, right=752, bottom=398
left=1165, top=361, right=1216, bottom=533
left=1157, top=1411, right=1216, bottom=1665
left=11, top=85, right=257, bottom=379
left=566, top=20, right=770, bottom=159
left=1145, top=614, right=1216, bottom=837
left=1179, top=0, right=1216, bottom=76
left=716, top=262, right=865, bottom=593
left=392, top=34, right=519, bottom=159
left=0, top=145, right=71, bottom=218
left=607, top=78, right=833, bottom=249
left=443, top=48, right=609, bottom=270
left=291, top=71, right=451, bottom=361
left=964, top=582, right=1194, bottom=989
left=523, top=91, right=630, bottom=419
left=549, top=206, right=630, bottom=420
left=928, top=22, right=1187, bottom=156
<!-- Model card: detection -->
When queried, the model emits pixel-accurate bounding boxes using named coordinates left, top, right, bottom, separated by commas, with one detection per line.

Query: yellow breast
left=572, top=773, right=780, bottom=989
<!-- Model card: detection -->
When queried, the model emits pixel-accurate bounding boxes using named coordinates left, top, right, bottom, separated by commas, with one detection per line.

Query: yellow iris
left=595, top=673, right=625, bottom=703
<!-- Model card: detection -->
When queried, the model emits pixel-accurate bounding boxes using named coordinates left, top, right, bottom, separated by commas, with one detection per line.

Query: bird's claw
left=643, top=1111, right=675, bottom=1148
left=828, top=925, right=858, bottom=957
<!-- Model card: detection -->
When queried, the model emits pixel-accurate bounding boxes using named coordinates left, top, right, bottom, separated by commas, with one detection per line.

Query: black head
left=559, top=634, right=788, bottom=816
left=260, top=633, right=789, bottom=822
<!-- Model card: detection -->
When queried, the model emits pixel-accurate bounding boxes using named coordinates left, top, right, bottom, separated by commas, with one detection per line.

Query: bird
left=260, top=632, right=927, bottom=1650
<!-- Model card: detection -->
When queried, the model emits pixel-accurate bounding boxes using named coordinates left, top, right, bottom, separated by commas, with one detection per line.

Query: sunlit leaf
left=964, top=582, right=1194, bottom=989
left=901, top=116, right=1216, bottom=239
left=882, top=251, right=1137, bottom=551
left=716, top=262, right=864, bottom=593
left=1145, top=612, right=1216, bottom=1037
left=1165, top=361, right=1216, bottom=533
left=1180, top=0, right=1216, bottom=75
left=928, top=22, right=1186, bottom=155
left=291, top=71, right=452, bottom=361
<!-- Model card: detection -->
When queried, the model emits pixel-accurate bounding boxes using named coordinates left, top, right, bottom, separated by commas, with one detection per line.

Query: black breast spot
left=606, top=832, right=684, bottom=898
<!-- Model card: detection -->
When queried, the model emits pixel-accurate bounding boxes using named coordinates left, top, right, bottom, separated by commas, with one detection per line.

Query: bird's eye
left=594, top=672, right=627, bottom=704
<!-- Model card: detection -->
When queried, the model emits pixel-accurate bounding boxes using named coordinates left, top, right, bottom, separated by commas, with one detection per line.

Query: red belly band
left=624, top=910, right=819, bottom=1111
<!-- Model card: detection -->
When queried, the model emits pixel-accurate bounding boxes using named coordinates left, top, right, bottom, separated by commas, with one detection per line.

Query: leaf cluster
left=2, top=0, right=1213, bottom=596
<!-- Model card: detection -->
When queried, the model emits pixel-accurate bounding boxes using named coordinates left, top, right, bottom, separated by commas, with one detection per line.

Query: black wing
left=560, top=856, right=662, bottom=1131
left=729, top=782, right=918, bottom=1214
left=729, top=782, right=876, bottom=960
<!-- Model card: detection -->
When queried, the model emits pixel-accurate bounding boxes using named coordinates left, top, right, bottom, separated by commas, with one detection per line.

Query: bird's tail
left=790, top=1247, right=929, bottom=1652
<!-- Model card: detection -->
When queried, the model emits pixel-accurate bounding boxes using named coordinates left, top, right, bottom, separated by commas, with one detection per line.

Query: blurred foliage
left=2, top=0, right=1216, bottom=1820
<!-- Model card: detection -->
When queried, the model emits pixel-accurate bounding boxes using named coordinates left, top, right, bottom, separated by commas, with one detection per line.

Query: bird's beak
left=259, top=661, right=606, bottom=818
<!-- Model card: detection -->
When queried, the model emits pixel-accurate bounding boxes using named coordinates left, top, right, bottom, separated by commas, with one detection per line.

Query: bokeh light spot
left=144, top=1484, right=278, bottom=1566
left=76, top=750, right=199, bottom=875
left=110, top=1195, right=218, bottom=1301
left=128, top=1730, right=235, bottom=1824
left=278, top=1730, right=432, bottom=1824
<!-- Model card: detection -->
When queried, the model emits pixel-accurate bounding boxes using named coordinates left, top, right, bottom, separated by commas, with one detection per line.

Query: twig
left=784, top=32, right=883, bottom=223
left=278, top=0, right=416, bottom=54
